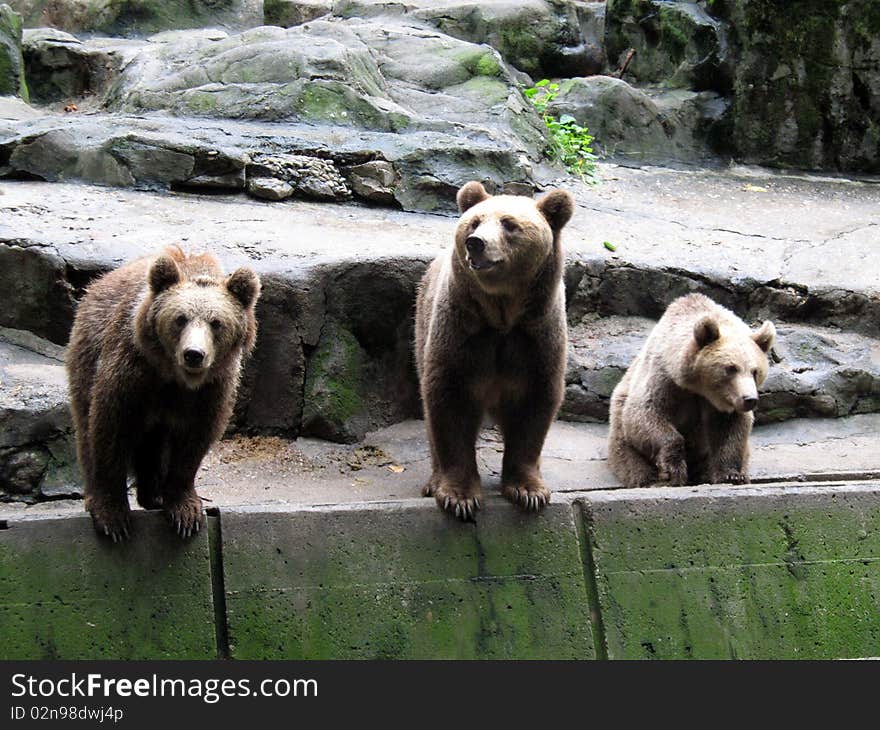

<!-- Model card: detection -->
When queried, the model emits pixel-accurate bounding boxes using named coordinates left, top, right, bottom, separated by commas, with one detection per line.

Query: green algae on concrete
left=0, top=511, right=217, bottom=659
left=220, top=500, right=596, bottom=659
left=582, top=484, right=880, bottom=659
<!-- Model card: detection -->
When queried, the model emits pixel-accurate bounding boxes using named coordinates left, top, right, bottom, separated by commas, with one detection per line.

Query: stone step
left=1, top=165, right=878, bottom=444
left=4, top=405, right=879, bottom=508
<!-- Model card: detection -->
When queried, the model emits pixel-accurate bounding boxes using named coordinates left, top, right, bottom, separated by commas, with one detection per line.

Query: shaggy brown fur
left=66, top=246, right=260, bottom=540
left=608, top=293, right=776, bottom=488
left=415, top=181, right=574, bottom=520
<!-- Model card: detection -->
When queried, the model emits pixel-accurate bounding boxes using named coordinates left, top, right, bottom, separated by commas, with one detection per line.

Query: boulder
left=333, top=0, right=604, bottom=78
left=547, top=75, right=731, bottom=162
left=605, top=0, right=732, bottom=92
left=0, top=3, right=27, bottom=99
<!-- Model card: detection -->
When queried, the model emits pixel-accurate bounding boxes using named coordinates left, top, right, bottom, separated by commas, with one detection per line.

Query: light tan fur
left=608, top=293, right=775, bottom=487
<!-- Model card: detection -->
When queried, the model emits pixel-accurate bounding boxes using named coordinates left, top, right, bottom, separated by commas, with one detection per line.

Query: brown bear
left=608, top=293, right=776, bottom=488
left=66, top=246, right=260, bottom=541
left=415, top=181, right=574, bottom=520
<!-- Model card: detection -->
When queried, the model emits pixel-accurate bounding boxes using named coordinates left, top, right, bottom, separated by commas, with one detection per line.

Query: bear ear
left=457, top=181, right=489, bottom=213
left=752, top=320, right=776, bottom=353
left=537, top=189, right=574, bottom=232
left=226, top=267, right=261, bottom=308
left=693, top=316, right=720, bottom=348
left=149, top=255, right=181, bottom=294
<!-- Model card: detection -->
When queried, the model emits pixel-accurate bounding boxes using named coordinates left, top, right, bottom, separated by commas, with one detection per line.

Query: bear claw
left=165, top=497, right=204, bottom=539
left=435, top=490, right=480, bottom=522
left=502, top=483, right=551, bottom=511
left=90, top=506, right=131, bottom=543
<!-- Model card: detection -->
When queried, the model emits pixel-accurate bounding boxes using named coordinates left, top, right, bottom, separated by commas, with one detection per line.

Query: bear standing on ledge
left=66, top=246, right=260, bottom=541
left=415, top=181, right=574, bottom=520
left=608, top=293, right=776, bottom=488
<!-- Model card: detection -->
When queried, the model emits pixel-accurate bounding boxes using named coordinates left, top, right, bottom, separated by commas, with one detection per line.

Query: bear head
left=454, top=181, right=574, bottom=295
left=138, top=246, right=261, bottom=389
left=688, top=315, right=776, bottom=414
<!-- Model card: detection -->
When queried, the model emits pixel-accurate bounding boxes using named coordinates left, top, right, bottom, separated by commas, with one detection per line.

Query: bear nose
left=184, top=348, right=205, bottom=367
left=742, top=395, right=758, bottom=411
left=465, top=236, right=485, bottom=255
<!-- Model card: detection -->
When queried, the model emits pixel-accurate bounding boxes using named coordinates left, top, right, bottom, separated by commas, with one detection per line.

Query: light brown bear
left=608, top=293, right=776, bottom=488
left=66, top=246, right=260, bottom=541
left=415, top=181, right=574, bottom=520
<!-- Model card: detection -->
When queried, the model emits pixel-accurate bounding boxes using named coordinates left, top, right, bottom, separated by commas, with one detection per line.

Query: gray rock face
left=1, top=22, right=544, bottom=212
left=605, top=0, right=732, bottom=92
left=547, top=76, right=731, bottom=163
left=6, top=0, right=264, bottom=36
left=0, top=3, right=27, bottom=99
left=334, top=0, right=605, bottom=78
left=716, top=0, right=880, bottom=173
left=0, top=328, right=80, bottom=502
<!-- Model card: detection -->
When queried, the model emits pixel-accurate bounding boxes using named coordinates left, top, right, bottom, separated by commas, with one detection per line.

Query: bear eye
left=725, top=364, right=739, bottom=376
left=501, top=218, right=519, bottom=233
left=175, top=315, right=188, bottom=327
left=752, top=368, right=758, bottom=379
left=469, top=217, right=481, bottom=230
left=210, top=319, right=223, bottom=332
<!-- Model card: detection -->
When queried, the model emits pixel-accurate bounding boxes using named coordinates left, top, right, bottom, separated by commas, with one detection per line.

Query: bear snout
left=184, top=348, right=206, bottom=368
left=178, top=322, right=214, bottom=373
left=741, top=394, right=758, bottom=411
left=465, top=236, right=502, bottom=271
left=465, top=235, right=485, bottom=255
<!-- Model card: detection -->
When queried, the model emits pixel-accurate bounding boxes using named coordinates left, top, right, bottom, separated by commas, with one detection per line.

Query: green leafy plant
left=523, top=79, right=598, bottom=182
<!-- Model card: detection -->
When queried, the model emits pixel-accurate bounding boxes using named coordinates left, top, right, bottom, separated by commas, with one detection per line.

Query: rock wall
left=605, top=0, right=880, bottom=172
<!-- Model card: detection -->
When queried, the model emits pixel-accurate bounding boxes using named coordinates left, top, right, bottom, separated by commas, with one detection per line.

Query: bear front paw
left=165, top=494, right=205, bottom=538
left=722, top=470, right=749, bottom=485
left=432, top=476, right=481, bottom=522
left=87, top=499, right=131, bottom=543
left=657, top=459, right=688, bottom=486
left=502, top=477, right=551, bottom=512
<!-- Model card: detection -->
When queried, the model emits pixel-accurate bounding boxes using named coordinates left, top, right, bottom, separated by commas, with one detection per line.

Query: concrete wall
left=3, top=482, right=880, bottom=659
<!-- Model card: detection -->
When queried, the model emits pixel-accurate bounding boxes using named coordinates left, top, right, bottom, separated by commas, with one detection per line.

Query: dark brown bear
left=415, top=181, right=574, bottom=520
left=608, top=293, right=776, bottom=488
left=66, top=246, right=260, bottom=541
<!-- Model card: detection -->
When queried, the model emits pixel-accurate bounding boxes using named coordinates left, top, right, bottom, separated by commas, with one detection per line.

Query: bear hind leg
left=608, top=438, right=660, bottom=488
